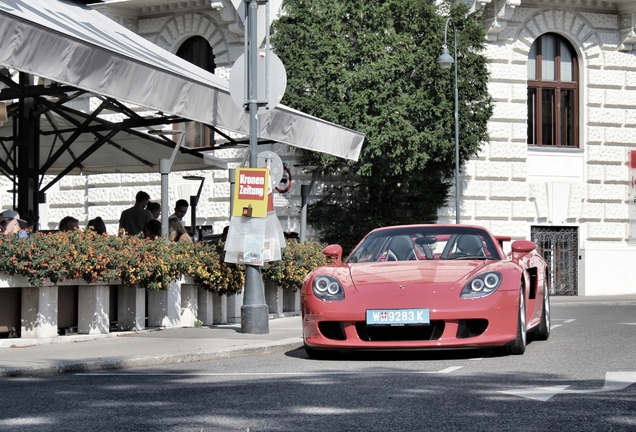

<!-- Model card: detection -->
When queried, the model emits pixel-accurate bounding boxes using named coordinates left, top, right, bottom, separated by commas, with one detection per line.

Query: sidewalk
left=0, top=315, right=304, bottom=377
left=551, top=294, right=636, bottom=306
left=1, top=295, right=635, bottom=377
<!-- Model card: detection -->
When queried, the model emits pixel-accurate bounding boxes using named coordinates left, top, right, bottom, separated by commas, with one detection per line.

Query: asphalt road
left=1, top=304, right=635, bottom=432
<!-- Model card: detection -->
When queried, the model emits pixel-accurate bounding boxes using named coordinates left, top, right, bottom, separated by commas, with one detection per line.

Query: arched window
left=527, top=33, right=579, bottom=147
left=177, top=36, right=216, bottom=72
left=176, top=37, right=216, bottom=148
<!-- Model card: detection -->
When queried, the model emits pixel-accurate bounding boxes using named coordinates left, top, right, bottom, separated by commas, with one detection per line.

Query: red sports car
left=301, top=225, right=550, bottom=358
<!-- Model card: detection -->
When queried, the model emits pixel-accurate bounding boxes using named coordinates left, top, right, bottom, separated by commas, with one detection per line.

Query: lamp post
left=437, top=17, right=461, bottom=225
left=182, top=175, right=205, bottom=241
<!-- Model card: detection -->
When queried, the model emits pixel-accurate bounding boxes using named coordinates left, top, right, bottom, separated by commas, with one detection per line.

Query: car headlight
left=312, top=275, right=344, bottom=301
left=461, top=272, right=502, bottom=298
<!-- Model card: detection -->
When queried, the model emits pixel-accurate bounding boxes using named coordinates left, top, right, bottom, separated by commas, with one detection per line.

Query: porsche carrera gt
left=301, top=225, right=550, bottom=358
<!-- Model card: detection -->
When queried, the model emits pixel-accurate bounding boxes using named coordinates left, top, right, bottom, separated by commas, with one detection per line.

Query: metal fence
left=531, top=226, right=578, bottom=296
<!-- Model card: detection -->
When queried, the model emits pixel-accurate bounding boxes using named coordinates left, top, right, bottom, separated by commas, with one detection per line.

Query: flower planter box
left=117, top=285, right=145, bottom=331
left=1, top=273, right=293, bottom=342
left=265, top=280, right=284, bottom=317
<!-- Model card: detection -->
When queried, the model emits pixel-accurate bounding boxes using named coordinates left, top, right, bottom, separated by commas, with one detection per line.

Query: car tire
left=304, top=345, right=339, bottom=360
left=494, top=285, right=526, bottom=355
left=533, top=284, right=550, bottom=341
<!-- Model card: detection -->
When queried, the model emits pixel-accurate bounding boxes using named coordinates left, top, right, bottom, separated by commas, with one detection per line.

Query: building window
left=176, top=37, right=216, bottom=148
left=527, top=33, right=578, bottom=147
left=177, top=36, right=216, bottom=72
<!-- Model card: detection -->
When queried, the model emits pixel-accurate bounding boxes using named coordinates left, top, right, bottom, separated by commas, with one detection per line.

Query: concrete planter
left=1, top=274, right=292, bottom=341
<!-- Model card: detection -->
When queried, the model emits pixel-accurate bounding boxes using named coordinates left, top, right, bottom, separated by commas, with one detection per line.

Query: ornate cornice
left=619, top=11, right=636, bottom=50
left=139, top=0, right=210, bottom=14
left=483, top=0, right=522, bottom=41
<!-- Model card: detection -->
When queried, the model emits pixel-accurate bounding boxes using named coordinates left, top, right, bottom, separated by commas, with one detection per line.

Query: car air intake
left=318, top=321, right=346, bottom=340
left=456, top=319, right=488, bottom=338
left=355, top=321, right=444, bottom=341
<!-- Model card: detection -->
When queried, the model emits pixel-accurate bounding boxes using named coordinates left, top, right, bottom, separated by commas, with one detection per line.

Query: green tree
left=271, top=0, right=492, bottom=253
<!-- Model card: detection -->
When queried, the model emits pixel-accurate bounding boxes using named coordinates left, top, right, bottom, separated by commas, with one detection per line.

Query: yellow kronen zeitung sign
left=232, top=168, right=270, bottom=218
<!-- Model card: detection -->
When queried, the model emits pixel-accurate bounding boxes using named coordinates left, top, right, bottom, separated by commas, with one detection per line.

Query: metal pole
left=452, top=20, right=460, bottom=225
left=229, top=168, right=236, bottom=216
left=157, top=131, right=184, bottom=241
left=160, top=158, right=171, bottom=240
left=190, top=195, right=197, bottom=240
left=440, top=18, right=460, bottom=224
left=242, top=0, right=269, bottom=334
left=300, top=184, right=310, bottom=242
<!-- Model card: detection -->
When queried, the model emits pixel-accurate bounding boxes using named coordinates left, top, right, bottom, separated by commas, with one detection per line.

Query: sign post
left=242, top=0, right=269, bottom=334
left=228, top=0, right=286, bottom=334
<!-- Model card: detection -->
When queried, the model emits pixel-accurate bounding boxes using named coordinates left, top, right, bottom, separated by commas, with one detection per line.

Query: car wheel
left=533, top=284, right=550, bottom=341
left=494, top=285, right=526, bottom=355
left=304, top=344, right=339, bottom=360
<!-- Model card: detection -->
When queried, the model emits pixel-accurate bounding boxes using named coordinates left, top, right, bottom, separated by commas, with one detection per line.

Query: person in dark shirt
left=119, top=191, right=153, bottom=235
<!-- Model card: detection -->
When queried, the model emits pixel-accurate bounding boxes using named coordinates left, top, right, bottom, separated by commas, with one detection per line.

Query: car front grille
left=318, top=321, right=347, bottom=340
left=355, top=321, right=445, bottom=342
left=456, top=319, right=488, bottom=339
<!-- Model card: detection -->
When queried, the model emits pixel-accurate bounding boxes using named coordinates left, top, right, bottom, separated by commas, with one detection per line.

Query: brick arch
left=157, top=13, right=231, bottom=69
left=512, top=9, right=601, bottom=61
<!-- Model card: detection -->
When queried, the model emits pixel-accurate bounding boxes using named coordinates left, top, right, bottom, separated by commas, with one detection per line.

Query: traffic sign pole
left=242, top=0, right=269, bottom=334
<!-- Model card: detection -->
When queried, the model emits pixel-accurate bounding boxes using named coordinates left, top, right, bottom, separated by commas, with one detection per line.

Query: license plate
left=366, top=308, right=430, bottom=326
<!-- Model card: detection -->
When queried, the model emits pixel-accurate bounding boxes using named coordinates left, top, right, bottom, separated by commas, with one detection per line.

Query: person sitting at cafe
left=59, top=216, right=80, bottom=232
left=0, top=210, right=28, bottom=236
left=143, top=219, right=162, bottom=240
left=87, top=217, right=107, bottom=235
left=169, top=199, right=188, bottom=226
left=18, top=216, right=35, bottom=238
left=146, top=201, right=161, bottom=220
left=168, top=217, right=192, bottom=243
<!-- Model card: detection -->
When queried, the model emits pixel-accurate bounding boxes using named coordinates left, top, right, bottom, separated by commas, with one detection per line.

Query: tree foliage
left=271, top=0, right=493, bottom=253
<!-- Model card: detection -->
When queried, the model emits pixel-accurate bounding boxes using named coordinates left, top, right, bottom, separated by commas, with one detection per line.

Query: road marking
left=499, top=372, right=636, bottom=402
left=550, top=318, right=577, bottom=330
left=76, top=367, right=463, bottom=377
left=438, top=366, right=463, bottom=373
left=619, top=323, right=636, bottom=326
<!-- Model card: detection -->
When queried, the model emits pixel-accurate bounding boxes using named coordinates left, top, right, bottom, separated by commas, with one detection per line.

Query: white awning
left=0, top=0, right=364, bottom=162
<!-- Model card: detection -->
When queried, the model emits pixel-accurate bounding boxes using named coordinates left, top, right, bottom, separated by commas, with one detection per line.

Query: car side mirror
left=511, top=240, right=536, bottom=254
left=323, top=244, right=343, bottom=265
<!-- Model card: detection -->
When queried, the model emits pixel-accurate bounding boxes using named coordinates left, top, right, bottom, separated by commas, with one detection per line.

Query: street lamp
left=183, top=175, right=205, bottom=241
left=437, top=17, right=461, bottom=224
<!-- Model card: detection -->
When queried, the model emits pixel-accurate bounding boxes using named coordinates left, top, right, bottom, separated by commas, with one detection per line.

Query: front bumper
left=302, top=289, right=519, bottom=350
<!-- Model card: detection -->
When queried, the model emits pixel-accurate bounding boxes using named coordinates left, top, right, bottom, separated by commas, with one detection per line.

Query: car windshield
left=346, top=226, right=501, bottom=263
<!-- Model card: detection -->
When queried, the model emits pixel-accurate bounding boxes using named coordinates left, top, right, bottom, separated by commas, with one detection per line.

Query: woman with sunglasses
left=0, top=210, right=28, bottom=236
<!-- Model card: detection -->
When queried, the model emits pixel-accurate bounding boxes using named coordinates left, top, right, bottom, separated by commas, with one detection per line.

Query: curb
left=551, top=301, right=636, bottom=306
left=0, top=338, right=303, bottom=378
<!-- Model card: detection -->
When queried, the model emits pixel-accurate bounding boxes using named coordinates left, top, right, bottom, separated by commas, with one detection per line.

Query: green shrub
left=0, top=230, right=328, bottom=292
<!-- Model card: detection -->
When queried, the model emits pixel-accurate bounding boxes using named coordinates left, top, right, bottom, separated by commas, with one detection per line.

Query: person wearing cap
left=0, top=210, right=28, bottom=236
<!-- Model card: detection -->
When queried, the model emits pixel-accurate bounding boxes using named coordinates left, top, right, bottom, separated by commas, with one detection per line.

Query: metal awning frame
left=0, top=74, right=272, bottom=199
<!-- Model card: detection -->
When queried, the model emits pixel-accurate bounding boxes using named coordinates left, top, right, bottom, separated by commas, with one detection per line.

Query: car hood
left=348, top=261, right=489, bottom=293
